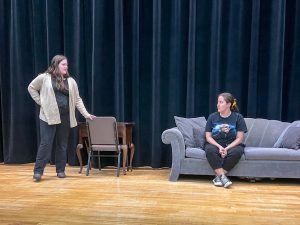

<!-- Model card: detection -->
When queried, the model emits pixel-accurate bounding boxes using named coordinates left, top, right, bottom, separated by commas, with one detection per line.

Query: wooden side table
left=76, top=122, right=135, bottom=174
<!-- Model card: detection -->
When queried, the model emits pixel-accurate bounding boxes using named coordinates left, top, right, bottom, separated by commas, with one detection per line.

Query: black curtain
left=0, top=0, right=300, bottom=166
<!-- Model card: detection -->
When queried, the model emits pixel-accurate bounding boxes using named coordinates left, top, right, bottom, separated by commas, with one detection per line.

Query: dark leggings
left=34, top=113, right=70, bottom=175
left=204, top=143, right=244, bottom=172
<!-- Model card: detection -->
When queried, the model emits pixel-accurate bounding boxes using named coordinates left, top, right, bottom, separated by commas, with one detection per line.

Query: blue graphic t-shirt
left=205, top=112, right=247, bottom=147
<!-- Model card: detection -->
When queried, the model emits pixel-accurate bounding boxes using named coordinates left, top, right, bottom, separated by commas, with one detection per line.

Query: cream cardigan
left=28, top=73, right=90, bottom=128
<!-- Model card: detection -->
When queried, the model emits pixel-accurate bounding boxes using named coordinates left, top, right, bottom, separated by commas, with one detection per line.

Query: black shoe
left=57, top=172, right=66, bottom=178
left=33, top=173, right=42, bottom=182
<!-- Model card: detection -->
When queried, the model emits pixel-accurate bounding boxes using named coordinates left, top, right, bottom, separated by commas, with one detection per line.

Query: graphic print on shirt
left=212, top=123, right=236, bottom=138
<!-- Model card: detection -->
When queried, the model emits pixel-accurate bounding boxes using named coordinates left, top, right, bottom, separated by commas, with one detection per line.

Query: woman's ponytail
left=231, top=98, right=239, bottom=112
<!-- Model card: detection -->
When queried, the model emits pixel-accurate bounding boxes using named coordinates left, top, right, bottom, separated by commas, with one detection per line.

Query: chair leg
left=86, top=151, right=92, bottom=176
left=117, top=151, right=121, bottom=177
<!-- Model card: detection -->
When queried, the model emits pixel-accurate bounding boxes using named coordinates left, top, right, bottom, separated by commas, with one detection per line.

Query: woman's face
left=217, top=96, right=231, bottom=113
left=58, top=59, right=68, bottom=75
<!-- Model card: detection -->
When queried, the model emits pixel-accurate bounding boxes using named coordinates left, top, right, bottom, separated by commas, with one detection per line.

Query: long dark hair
left=218, top=92, right=239, bottom=112
left=45, top=55, right=70, bottom=90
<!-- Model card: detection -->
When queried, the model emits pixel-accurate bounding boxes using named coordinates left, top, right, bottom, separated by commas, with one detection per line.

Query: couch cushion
left=193, top=127, right=206, bottom=149
left=244, top=147, right=300, bottom=160
left=185, top=147, right=246, bottom=161
left=280, top=127, right=300, bottom=150
left=244, top=118, right=289, bottom=148
left=174, top=116, right=206, bottom=147
left=274, top=121, right=300, bottom=150
left=185, top=147, right=206, bottom=160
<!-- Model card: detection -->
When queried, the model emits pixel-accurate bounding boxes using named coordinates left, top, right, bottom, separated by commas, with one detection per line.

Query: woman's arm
left=27, top=74, right=45, bottom=105
left=72, top=79, right=95, bottom=120
left=205, top=132, right=223, bottom=149
left=224, top=131, right=244, bottom=151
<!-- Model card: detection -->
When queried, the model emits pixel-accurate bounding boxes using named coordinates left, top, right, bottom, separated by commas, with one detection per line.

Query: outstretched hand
left=87, top=114, right=97, bottom=120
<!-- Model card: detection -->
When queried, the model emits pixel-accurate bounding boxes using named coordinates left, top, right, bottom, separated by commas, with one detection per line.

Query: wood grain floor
left=0, top=163, right=299, bottom=225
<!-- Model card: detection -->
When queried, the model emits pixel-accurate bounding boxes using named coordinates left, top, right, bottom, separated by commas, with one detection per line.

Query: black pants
left=34, top=113, right=70, bottom=175
left=204, top=143, right=244, bottom=172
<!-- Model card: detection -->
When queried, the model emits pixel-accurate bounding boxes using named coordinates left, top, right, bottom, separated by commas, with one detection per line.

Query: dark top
left=51, top=78, right=69, bottom=114
left=205, top=112, right=247, bottom=147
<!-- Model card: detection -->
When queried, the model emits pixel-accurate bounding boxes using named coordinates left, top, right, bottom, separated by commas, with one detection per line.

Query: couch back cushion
left=174, top=116, right=206, bottom=148
left=273, top=121, right=300, bottom=149
left=244, top=118, right=290, bottom=147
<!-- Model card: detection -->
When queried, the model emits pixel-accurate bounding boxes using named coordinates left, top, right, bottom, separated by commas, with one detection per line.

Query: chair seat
left=91, top=144, right=128, bottom=151
left=92, top=145, right=119, bottom=151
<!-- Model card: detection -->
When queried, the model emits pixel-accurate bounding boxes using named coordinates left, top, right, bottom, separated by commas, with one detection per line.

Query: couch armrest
left=161, top=127, right=186, bottom=181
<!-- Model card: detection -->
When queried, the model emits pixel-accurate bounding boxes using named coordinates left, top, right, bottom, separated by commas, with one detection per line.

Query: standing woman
left=204, top=92, right=247, bottom=188
left=28, top=55, right=95, bottom=182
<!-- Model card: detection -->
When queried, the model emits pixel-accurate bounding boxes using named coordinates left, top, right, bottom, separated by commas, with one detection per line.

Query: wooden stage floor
left=0, top=163, right=300, bottom=225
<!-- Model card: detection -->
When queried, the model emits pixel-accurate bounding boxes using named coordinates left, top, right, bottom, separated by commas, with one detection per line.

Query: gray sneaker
left=57, top=172, right=66, bottom=178
left=220, top=174, right=232, bottom=188
left=33, top=173, right=42, bottom=182
left=212, top=176, right=223, bottom=187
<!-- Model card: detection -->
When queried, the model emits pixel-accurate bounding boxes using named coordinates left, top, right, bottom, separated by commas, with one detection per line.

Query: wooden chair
left=86, top=117, right=127, bottom=177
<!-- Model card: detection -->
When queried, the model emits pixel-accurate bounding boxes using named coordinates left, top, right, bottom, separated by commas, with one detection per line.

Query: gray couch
left=161, top=118, right=300, bottom=181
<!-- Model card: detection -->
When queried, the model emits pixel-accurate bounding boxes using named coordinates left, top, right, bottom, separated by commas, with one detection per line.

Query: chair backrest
left=86, top=117, right=118, bottom=146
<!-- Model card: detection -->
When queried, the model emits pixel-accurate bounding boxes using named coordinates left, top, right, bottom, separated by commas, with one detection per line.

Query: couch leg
left=169, top=170, right=179, bottom=181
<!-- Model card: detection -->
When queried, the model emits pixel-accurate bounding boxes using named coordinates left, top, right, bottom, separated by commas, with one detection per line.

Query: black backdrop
left=0, top=0, right=299, bottom=167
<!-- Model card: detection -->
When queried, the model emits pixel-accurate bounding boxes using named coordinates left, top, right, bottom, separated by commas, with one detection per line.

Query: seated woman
left=204, top=92, right=247, bottom=188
